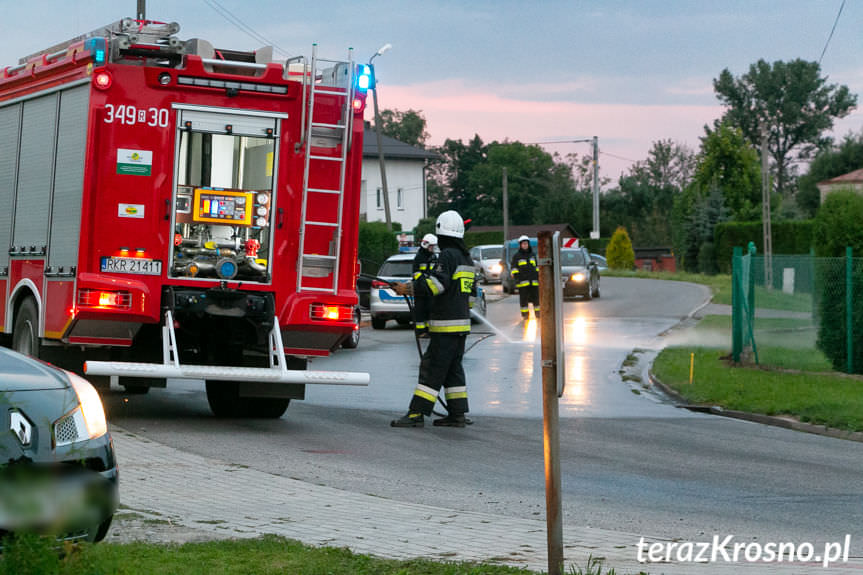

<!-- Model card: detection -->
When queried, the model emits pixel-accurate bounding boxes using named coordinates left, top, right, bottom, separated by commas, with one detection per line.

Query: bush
left=582, top=237, right=610, bottom=254
left=606, top=227, right=635, bottom=270
left=464, top=230, right=504, bottom=248
left=714, top=219, right=814, bottom=273
left=698, top=242, right=718, bottom=275
left=812, top=191, right=863, bottom=373
left=358, top=221, right=398, bottom=276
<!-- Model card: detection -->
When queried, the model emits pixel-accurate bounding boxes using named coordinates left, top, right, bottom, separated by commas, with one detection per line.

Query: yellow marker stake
left=689, top=352, right=695, bottom=384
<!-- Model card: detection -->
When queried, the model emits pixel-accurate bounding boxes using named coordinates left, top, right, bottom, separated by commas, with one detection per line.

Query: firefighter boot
left=433, top=414, right=466, bottom=428
left=391, top=412, right=424, bottom=427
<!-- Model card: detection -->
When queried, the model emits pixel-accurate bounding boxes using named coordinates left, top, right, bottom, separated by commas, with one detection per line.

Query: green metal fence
left=732, top=247, right=863, bottom=374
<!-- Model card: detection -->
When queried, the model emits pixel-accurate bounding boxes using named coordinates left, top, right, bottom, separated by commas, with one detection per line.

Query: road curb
left=648, top=368, right=863, bottom=443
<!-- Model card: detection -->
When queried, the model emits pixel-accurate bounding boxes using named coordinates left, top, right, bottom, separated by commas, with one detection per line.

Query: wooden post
left=538, top=231, right=563, bottom=574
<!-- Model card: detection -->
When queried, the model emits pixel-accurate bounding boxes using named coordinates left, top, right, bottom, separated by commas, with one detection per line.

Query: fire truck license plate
left=100, top=257, right=162, bottom=275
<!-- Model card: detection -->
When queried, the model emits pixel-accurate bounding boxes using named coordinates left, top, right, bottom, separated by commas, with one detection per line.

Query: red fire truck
left=0, top=18, right=370, bottom=417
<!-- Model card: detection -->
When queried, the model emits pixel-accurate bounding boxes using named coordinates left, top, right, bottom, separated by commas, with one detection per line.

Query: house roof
left=467, top=223, right=579, bottom=240
left=818, top=168, right=863, bottom=186
left=362, top=127, right=439, bottom=161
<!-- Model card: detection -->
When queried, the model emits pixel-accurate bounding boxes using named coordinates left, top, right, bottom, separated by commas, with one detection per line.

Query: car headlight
left=54, top=373, right=108, bottom=447
left=571, top=272, right=586, bottom=282
left=490, top=263, right=502, bottom=274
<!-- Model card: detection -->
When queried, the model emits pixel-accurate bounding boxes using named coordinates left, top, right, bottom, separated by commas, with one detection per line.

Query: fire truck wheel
left=121, top=385, right=150, bottom=395
left=12, top=297, right=41, bottom=359
left=205, top=381, right=290, bottom=418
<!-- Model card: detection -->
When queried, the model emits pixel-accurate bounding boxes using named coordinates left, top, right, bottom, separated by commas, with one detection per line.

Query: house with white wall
left=361, top=125, right=438, bottom=233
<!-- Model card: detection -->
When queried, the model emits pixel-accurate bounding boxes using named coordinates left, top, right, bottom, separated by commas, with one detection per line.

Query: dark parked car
left=0, top=348, right=118, bottom=543
left=561, top=247, right=600, bottom=299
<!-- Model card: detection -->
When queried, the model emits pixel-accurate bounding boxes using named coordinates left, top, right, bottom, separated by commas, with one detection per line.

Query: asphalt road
left=104, top=277, right=863, bottom=545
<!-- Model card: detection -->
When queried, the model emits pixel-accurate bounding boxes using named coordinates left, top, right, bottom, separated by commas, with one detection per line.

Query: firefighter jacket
left=414, top=246, right=475, bottom=334
left=510, top=248, right=539, bottom=288
left=412, top=247, right=437, bottom=279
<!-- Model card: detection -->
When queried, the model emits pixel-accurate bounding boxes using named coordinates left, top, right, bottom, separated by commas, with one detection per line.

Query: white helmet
left=435, top=210, right=464, bottom=238
left=420, top=233, right=438, bottom=249
left=518, top=235, right=530, bottom=243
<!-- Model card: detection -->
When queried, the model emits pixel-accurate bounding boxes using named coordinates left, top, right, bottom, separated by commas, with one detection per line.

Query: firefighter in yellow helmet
left=391, top=211, right=475, bottom=428
left=511, top=235, right=540, bottom=319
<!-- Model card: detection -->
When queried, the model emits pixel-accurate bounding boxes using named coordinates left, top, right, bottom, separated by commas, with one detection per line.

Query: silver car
left=370, top=253, right=487, bottom=330
left=470, top=244, right=504, bottom=284
left=561, top=247, right=600, bottom=300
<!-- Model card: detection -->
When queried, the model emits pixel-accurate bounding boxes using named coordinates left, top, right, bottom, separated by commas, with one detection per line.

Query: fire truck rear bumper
left=83, top=361, right=369, bottom=385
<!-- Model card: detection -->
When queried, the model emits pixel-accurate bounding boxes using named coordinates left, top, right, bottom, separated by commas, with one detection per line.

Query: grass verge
left=654, top=347, right=863, bottom=431
left=0, top=533, right=639, bottom=575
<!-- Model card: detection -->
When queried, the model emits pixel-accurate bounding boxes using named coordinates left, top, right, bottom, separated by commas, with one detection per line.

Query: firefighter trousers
left=518, top=285, right=540, bottom=318
left=408, top=333, right=469, bottom=416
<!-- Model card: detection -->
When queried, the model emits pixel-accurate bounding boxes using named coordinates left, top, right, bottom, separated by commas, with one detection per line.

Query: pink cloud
left=369, top=80, right=724, bottom=179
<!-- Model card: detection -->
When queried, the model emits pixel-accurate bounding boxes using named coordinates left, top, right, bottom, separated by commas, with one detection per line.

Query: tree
left=605, top=227, right=635, bottom=270
left=797, top=130, right=863, bottom=217
left=694, top=122, right=761, bottom=220
left=713, top=59, right=857, bottom=198
left=628, top=139, right=696, bottom=192
left=376, top=109, right=429, bottom=148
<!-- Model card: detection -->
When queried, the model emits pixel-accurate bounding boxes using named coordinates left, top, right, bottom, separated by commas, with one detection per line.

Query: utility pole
left=370, top=45, right=393, bottom=231
left=761, top=124, right=772, bottom=289
left=591, top=136, right=599, bottom=240
left=502, top=167, right=509, bottom=252
left=137, top=0, right=146, bottom=20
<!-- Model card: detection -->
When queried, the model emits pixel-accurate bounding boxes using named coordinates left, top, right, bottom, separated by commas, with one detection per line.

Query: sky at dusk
left=3, top=1, right=861, bottom=180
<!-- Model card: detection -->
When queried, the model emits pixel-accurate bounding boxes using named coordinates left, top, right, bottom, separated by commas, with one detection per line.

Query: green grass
left=654, top=347, right=863, bottom=431
left=603, top=269, right=813, bottom=312
left=678, top=315, right=831, bottom=371
left=0, top=534, right=640, bottom=575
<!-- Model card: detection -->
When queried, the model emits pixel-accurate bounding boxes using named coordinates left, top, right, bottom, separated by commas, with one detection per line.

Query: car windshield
left=378, top=260, right=413, bottom=278
left=561, top=249, right=586, bottom=266
left=481, top=247, right=503, bottom=259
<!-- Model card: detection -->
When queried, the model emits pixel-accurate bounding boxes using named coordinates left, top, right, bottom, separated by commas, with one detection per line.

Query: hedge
left=714, top=219, right=814, bottom=273
left=358, top=221, right=399, bottom=276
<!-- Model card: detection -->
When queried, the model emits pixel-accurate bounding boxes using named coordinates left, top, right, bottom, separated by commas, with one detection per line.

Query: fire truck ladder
left=296, top=46, right=355, bottom=294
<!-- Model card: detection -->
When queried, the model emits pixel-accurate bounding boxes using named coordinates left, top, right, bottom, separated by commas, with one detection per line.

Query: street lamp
left=370, top=44, right=393, bottom=231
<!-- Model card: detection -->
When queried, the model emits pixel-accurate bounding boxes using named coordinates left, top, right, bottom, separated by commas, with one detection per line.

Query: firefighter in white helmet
left=411, top=233, right=438, bottom=336
left=391, top=211, right=475, bottom=427
left=510, top=235, right=540, bottom=319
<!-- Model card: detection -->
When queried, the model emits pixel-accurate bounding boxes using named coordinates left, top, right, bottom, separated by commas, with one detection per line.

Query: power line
left=819, top=0, right=845, bottom=65
left=599, top=151, right=638, bottom=164
left=202, top=0, right=289, bottom=57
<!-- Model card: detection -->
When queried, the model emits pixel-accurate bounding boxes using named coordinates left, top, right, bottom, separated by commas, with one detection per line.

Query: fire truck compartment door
left=176, top=107, right=285, bottom=138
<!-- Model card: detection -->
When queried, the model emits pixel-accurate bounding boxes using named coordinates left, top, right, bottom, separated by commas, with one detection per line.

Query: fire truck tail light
left=78, top=289, right=132, bottom=310
left=352, top=98, right=364, bottom=112
left=310, top=304, right=353, bottom=322
left=93, top=70, right=112, bottom=90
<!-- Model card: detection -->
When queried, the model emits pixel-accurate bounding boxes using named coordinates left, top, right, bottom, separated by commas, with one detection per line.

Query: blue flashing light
left=85, top=38, right=108, bottom=64
left=357, top=64, right=373, bottom=91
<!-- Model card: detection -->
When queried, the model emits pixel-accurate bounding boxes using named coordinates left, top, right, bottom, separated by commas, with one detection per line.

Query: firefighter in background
left=391, top=211, right=475, bottom=428
left=412, top=234, right=438, bottom=336
left=511, top=235, right=540, bottom=319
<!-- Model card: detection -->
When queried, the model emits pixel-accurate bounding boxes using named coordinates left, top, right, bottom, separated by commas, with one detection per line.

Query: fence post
left=847, top=246, right=853, bottom=374
left=732, top=247, right=743, bottom=362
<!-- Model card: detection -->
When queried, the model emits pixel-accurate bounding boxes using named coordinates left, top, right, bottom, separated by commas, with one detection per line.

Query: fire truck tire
left=121, top=384, right=150, bottom=395
left=12, top=297, right=41, bottom=359
left=205, top=381, right=290, bottom=419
